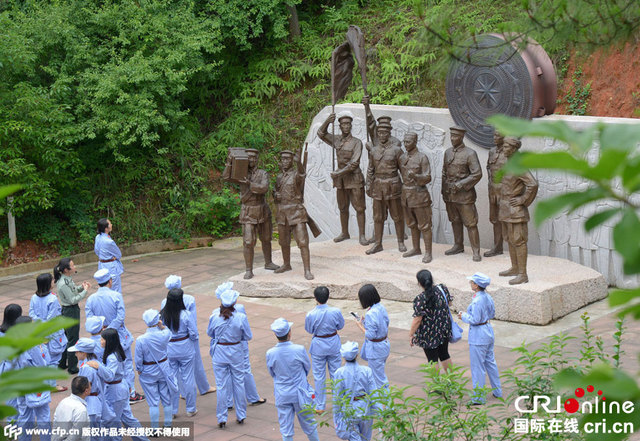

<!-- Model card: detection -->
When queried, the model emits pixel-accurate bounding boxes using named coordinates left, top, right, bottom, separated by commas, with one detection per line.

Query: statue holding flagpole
left=317, top=32, right=368, bottom=245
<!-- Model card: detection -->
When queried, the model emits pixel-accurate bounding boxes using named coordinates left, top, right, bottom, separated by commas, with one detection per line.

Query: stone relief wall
left=302, top=104, right=640, bottom=288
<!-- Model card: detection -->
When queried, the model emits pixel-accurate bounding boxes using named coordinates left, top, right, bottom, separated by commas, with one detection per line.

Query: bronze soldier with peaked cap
left=361, top=95, right=406, bottom=255
left=398, top=132, right=433, bottom=263
left=498, top=137, right=538, bottom=284
left=223, top=148, right=279, bottom=279
left=441, top=126, right=483, bottom=261
left=484, top=131, right=507, bottom=257
left=317, top=111, right=368, bottom=246
left=274, top=150, right=314, bottom=280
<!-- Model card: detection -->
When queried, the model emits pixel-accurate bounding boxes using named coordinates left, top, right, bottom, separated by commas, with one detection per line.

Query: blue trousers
left=170, top=356, right=197, bottom=413
left=111, top=275, right=122, bottom=294
left=192, top=338, right=212, bottom=394
left=276, top=401, right=318, bottom=440
left=469, top=342, right=502, bottom=403
left=311, top=352, right=341, bottom=410
left=105, top=398, right=149, bottom=441
left=365, top=357, right=389, bottom=390
left=123, top=346, right=136, bottom=395
left=18, top=404, right=50, bottom=441
left=226, top=348, right=261, bottom=407
left=138, top=375, right=173, bottom=428
left=213, top=360, right=246, bottom=423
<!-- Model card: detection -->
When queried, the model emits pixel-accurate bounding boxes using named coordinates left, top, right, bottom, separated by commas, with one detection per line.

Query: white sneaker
left=186, top=410, right=198, bottom=417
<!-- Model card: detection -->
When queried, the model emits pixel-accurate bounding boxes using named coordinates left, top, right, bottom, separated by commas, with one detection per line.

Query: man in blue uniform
left=266, top=318, right=320, bottom=441
left=86, top=268, right=144, bottom=404
left=94, top=218, right=124, bottom=293
left=304, top=286, right=344, bottom=414
left=163, top=275, right=216, bottom=396
left=458, top=272, right=502, bottom=404
left=333, top=341, right=377, bottom=441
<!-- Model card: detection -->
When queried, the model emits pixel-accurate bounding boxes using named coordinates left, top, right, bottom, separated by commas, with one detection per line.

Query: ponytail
left=54, top=258, right=72, bottom=283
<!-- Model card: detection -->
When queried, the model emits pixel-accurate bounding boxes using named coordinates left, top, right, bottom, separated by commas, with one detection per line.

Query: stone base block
left=230, top=239, right=608, bottom=325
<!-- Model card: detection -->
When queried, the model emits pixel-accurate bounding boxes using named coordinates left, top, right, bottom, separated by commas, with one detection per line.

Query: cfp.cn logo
left=4, top=424, right=23, bottom=440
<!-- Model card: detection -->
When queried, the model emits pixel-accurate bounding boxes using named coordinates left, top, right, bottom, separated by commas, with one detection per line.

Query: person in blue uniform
left=29, top=273, right=68, bottom=392
left=266, top=318, right=320, bottom=441
left=100, top=328, right=148, bottom=441
left=353, top=284, right=390, bottom=389
left=69, top=338, right=115, bottom=440
left=135, top=309, right=177, bottom=429
left=86, top=268, right=143, bottom=404
left=304, top=286, right=344, bottom=414
left=85, top=316, right=106, bottom=361
left=332, top=341, right=377, bottom=441
left=94, top=218, right=124, bottom=294
left=458, top=272, right=502, bottom=404
left=207, top=284, right=252, bottom=428
left=163, top=275, right=215, bottom=396
left=214, top=282, right=266, bottom=409
left=15, top=316, right=52, bottom=441
left=160, top=288, right=198, bottom=418
left=0, top=304, right=22, bottom=422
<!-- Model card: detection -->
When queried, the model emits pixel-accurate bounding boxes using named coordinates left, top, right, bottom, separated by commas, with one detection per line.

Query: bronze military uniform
left=399, top=132, right=433, bottom=263
left=498, top=137, right=538, bottom=285
left=223, top=149, right=278, bottom=279
left=362, top=96, right=406, bottom=254
left=485, top=132, right=507, bottom=257
left=274, top=150, right=314, bottom=280
left=441, top=126, right=483, bottom=261
left=317, top=113, right=367, bottom=245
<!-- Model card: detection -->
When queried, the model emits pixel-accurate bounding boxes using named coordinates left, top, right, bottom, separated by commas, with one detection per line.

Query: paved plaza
left=1, top=238, right=638, bottom=440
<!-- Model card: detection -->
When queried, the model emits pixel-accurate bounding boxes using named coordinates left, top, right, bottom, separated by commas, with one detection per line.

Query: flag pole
left=330, top=50, right=336, bottom=171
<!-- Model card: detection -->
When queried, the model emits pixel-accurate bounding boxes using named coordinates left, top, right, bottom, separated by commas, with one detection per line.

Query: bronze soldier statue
left=498, top=137, right=538, bottom=284
left=317, top=112, right=368, bottom=246
left=484, top=131, right=507, bottom=257
left=223, top=149, right=279, bottom=279
left=441, top=126, right=483, bottom=261
left=274, top=150, right=314, bottom=280
left=362, top=96, right=406, bottom=255
left=398, top=132, right=433, bottom=263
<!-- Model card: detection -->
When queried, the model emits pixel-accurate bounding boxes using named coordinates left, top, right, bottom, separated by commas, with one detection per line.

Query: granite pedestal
left=231, top=239, right=608, bottom=325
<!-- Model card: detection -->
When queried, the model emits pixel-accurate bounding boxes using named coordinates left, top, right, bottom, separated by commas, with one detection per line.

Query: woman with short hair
left=354, top=284, right=390, bottom=389
left=409, top=269, right=453, bottom=371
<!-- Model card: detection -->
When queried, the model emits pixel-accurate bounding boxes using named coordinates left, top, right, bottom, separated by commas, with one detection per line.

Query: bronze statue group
left=227, top=96, right=538, bottom=285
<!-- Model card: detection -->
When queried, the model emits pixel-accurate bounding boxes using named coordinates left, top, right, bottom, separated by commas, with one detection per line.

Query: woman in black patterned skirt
left=409, top=269, right=453, bottom=371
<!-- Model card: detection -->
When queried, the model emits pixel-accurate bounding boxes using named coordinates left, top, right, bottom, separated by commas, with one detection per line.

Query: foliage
left=0, top=313, right=77, bottom=425
left=564, top=68, right=591, bottom=116
left=312, top=313, right=629, bottom=440
left=490, top=115, right=640, bottom=440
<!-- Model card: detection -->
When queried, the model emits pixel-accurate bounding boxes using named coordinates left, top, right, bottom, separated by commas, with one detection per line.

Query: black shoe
left=237, top=418, right=245, bottom=425
left=250, top=398, right=267, bottom=406
left=218, top=422, right=226, bottom=428
left=67, top=367, right=79, bottom=375
left=227, top=406, right=234, bottom=411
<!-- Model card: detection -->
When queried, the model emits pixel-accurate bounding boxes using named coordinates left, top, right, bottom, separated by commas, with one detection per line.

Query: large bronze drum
left=446, top=34, right=557, bottom=148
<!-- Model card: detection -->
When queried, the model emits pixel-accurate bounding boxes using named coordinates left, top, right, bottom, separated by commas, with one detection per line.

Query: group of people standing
left=0, top=214, right=505, bottom=441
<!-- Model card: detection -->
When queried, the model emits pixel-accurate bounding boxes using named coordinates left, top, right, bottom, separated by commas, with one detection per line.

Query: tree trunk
left=287, top=4, right=301, bottom=39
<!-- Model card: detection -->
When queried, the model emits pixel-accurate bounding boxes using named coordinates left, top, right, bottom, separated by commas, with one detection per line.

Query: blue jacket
left=360, top=303, right=390, bottom=361
left=207, top=309, right=252, bottom=364
left=266, top=341, right=314, bottom=406
left=305, top=304, right=344, bottom=357
left=94, top=233, right=124, bottom=277
left=29, top=293, right=67, bottom=356
left=85, top=287, right=133, bottom=350
left=460, top=290, right=496, bottom=345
